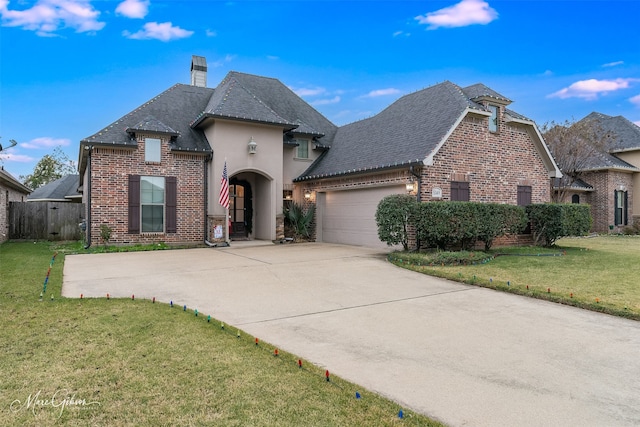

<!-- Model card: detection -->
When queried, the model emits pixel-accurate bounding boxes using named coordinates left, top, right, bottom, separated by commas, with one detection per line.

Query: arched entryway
left=229, top=178, right=253, bottom=240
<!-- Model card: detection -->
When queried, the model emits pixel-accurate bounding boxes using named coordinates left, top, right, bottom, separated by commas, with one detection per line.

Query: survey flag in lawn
left=219, top=161, right=229, bottom=209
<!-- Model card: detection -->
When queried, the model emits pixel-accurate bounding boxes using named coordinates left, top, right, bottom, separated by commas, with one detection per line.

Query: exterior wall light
left=248, top=137, right=257, bottom=154
left=304, top=190, right=312, bottom=199
left=406, top=179, right=415, bottom=193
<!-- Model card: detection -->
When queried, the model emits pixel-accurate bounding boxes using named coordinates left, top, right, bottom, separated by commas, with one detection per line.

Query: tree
left=541, top=119, right=610, bottom=203
left=20, top=147, right=76, bottom=189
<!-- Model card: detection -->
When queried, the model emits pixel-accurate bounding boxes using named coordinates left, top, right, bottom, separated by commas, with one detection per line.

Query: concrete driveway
left=63, top=242, right=640, bottom=427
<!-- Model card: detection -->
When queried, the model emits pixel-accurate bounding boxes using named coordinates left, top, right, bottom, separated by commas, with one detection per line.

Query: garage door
left=318, top=185, right=406, bottom=248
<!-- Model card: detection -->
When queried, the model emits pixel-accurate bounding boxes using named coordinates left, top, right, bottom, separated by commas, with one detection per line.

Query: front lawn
left=389, top=235, right=640, bottom=320
left=0, top=241, right=443, bottom=426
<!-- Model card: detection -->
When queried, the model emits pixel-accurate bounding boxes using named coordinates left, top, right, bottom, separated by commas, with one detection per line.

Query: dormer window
left=295, top=139, right=309, bottom=159
left=488, top=105, right=499, bottom=133
left=145, top=138, right=161, bottom=162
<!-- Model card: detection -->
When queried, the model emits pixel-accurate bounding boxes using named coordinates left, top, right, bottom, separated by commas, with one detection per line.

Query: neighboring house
left=78, top=56, right=560, bottom=248
left=26, top=174, right=82, bottom=202
left=555, top=112, right=639, bottom=232
left=0, top=166, right=31, bottom=243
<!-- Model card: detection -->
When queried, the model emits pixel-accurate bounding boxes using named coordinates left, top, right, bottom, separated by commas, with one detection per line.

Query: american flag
left=219, top=161, right=229, bottom=209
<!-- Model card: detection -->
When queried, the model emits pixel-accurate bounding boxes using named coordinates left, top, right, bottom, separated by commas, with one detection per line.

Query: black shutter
left=128, top=175, right=140, bottom=234
left=614, top=190, right=621, bottom=226
left=451, top=181, right=470, bottom=201
left=166, top=176, right=177, bottom=233
left=517, top=186, right=532, bottom=206
left=624, top=191, right=628, bottom=226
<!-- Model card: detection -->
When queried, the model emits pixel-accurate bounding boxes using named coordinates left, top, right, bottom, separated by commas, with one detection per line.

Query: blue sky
left=1, top=0, right=639, bottom=181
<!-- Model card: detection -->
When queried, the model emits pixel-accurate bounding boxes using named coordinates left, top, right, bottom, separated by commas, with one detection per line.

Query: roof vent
left=191, top=55, right=207, bottom=87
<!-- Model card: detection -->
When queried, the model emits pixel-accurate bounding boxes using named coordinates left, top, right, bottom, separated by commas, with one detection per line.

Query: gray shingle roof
left=0, top=166, right=31, bottom=194
left=581, top=148, right=638, bottom=171
left=126, top=116, right=179, bottom=137
left=27, top=174, right=80, bottom=201
left=193, top=72, right=337, bottom=141
left=80, top=84, right=214, bottom=174
left=462, top=83, right=512, bottom=104
left=296, top=81, right=490, bottom=181
left=581, top=112, right=640, bottom=152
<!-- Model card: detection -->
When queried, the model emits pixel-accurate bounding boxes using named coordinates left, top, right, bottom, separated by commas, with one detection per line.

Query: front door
left=229, top=179, right=252, bottom=240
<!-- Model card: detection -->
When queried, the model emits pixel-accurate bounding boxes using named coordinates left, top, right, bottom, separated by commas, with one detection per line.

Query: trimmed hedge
left=526, top=203, right=592, bottom=247
left=375, top=197, right=592, bottom=250
left=375, top=194, right=416, bottom=250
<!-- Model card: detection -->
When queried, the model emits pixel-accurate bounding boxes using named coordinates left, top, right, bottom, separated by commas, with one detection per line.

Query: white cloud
left=0, top=0, right=105, bottom=35
left=634, top=121, right=640, bottom=127
left=0, top=152, right=37, bottom=163
left=115, top=0, right=149, bottom=19
left=209, top=54, right=235, bottom=67
left=542, top=70, right=553, bottom=76
left=266, top=55, right=279, bottom=61
left=291, top=87, right=326, bottom=97
left=124, top=21, right=193, bottom=41
left=603, top=61, right=624, bottom=67
left=630, top=94, right=640, bottom=106
left=205, top=29, right=217, bottom=37
left=311, top=96, right=341, bottom=106
left=21, top=137, right=71, bottom=149
left=364, top=88, right=401, bottom=98
left=393, top=30, right=410, bottom=37
left=415, top=0, right=497, bottom=30
left=548, top=78, right=637, bottom=100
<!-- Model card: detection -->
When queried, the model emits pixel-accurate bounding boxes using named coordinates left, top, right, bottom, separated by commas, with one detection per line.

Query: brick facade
left=87, top=135, right=207, bottom=245
left=423, top=114, right=550, bottom=204
left=582, top=170, right=634, bottom=233
left=1, top=183, right=29, bottom=243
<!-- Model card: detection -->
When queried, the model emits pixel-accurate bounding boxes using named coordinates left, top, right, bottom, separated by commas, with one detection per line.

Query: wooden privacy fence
left=9, top=202, right=85, bottom=241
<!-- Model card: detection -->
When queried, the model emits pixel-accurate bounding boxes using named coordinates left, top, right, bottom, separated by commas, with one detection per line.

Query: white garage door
left=318, top=185, right=406, bottom=248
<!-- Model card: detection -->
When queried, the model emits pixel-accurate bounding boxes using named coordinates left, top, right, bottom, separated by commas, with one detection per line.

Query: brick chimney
left=190, top=55, right=207, bottom=87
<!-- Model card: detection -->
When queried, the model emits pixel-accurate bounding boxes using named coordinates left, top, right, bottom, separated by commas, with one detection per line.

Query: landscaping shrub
left=413, top=202, right=479, bottom=250
left=375, top=194, right=417, bottom=250
left=526, top=203, right=591, bottom=247
left=283, top=202, right=315, bottom=240
left=476, top=204, right=528, bottom=251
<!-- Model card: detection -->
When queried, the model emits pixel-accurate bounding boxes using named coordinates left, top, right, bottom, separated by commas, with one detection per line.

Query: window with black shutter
left=615, top=190, right=628, bottom=226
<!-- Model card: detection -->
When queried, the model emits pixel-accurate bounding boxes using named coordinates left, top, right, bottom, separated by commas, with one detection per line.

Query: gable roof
left=580, top=112, right=640, bottom=152
left=192, top=71, right=337, bottom=141
left=0, top=166, right=31, bottom=194
left=27, top=174, right=81, bottom=201
left=296, top=80, right=560, bottom=181
left=80, top=84, right=214, bottom=174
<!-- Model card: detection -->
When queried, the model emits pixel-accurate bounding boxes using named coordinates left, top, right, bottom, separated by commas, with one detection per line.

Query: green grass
left=0, top=241, right=444, bottom=427
left=390, top=235, right=640, bottom=320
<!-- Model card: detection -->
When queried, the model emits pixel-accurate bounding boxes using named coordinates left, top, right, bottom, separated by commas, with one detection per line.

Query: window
left=451, top=181, right=470, bottom=201
left=572, top=194, right=580, bottom=204
left=141, top=176, right=165, bottom=232
left=145, top=138, right=161, bottom=162
left=488, top=105, right=499, bottom=133
left=296, top=139, right=309, bottom=159
left=517, top=186, right=532, bottom=206
left=614, top=190, right=628, bottom=226
left=128, top=175, right=177, bottom=234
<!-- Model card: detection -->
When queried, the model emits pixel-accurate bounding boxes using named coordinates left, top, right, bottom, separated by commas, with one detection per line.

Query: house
left=27, top=174, right=82, bottom=202
left=78, top=56, right=561, bottom=248
left=0, top=166, right=31, bottom=243
left=555, top=112, right=639, bottom=232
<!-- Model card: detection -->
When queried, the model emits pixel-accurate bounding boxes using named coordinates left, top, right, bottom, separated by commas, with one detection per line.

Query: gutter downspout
left=409, top=165, right=421, bottom=251
left=84, top=146, right=93, bottom=249
left=203, top=153, right=218, bottom=247
left=409, top=165, right=421, bottom=202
